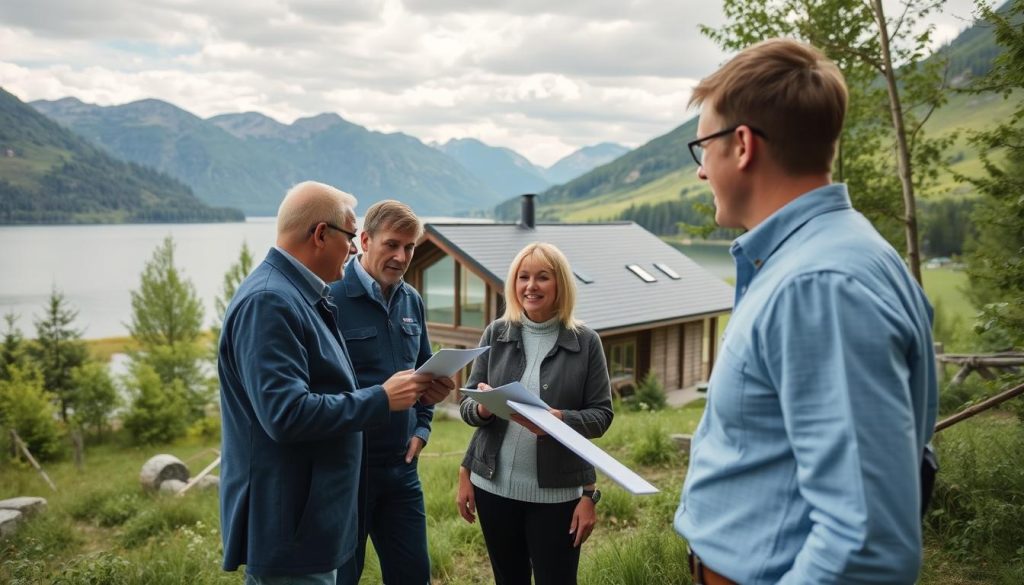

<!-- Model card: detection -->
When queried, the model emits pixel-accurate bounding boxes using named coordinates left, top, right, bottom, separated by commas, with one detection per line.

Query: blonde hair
left=689, top=38, right=847, bottom=175
left=276, top=181, right=357, bottom=239
left=501, top=242, right=581, bottom=331
left=362, top=199, right=423, bottom=239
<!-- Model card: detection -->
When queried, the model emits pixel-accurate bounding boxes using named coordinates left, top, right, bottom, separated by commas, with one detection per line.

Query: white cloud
left=0, top=0, right=985, bottom=166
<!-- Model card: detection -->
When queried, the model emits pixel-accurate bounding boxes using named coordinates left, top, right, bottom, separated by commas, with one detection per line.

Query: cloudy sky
left=0, top=0, right=980, bottom=166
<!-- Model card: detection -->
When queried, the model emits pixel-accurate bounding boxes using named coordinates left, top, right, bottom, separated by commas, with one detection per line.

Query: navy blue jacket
left=330, top=259, right=434, bottom=466
left=219, top=248, right=390, bottom=576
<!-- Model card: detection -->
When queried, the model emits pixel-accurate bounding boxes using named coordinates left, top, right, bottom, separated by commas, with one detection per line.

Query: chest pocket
left=342, top=326, right=378, bottom=367
left=400, top=322, right=421, bottom=362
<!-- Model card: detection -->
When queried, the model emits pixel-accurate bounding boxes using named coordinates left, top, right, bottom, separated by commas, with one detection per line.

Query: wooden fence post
left=9, top=430, right=57, bottom=492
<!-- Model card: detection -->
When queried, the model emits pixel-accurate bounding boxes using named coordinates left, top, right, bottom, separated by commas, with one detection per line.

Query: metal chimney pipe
left=520, top=193, right=536, bottom=229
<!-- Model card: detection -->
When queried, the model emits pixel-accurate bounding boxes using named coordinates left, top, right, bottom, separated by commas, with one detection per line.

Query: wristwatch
left=582, top=488, right=601, bottom=505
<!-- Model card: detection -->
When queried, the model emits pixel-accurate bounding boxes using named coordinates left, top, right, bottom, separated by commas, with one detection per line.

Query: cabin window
left=607, top=338, right=637, bottom=379
left=424, top=256, right=455, bottom=324
left=460, top=268, right=487, bottom=328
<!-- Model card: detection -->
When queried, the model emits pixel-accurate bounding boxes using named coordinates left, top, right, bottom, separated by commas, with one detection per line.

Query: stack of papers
left=461, top=382, right=659, bottom=495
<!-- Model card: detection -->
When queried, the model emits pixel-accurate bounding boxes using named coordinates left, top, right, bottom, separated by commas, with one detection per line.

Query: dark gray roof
left=426, top=222, right=734, bottom=332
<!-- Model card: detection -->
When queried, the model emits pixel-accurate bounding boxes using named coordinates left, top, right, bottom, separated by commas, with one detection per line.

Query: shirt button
left=542, top=384, right=548, bottom=389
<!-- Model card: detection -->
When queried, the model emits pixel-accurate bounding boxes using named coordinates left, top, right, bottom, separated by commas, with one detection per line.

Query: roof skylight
left=626, top=264, right=657, bottom=283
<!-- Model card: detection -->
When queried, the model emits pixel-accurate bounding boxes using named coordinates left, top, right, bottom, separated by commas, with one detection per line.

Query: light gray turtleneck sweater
left=470, top=315, right=583, bottom=503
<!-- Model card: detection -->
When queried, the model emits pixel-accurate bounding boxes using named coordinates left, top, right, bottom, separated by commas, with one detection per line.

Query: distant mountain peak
left=544, top=142, right=631, bottom=185
left=208, top=111, right=288, bottom=139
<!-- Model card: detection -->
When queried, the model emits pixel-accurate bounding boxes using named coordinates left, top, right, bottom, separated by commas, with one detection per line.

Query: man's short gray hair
left=277, top=181, right=357, bottom=238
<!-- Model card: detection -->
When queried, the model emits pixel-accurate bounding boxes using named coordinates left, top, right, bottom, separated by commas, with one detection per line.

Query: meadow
left=3, top=395, right=1023, bottom=584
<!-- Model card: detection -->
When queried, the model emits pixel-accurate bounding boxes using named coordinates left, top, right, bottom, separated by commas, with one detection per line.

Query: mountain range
left=0, top=88, right=242, bottom=224
left=28, top=98, right=626, bottom=218
left=434, top=138, right=628, bottom=198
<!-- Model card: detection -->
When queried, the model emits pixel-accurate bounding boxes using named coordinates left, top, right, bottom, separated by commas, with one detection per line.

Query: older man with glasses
left=218, top=181, right=437, bottom=585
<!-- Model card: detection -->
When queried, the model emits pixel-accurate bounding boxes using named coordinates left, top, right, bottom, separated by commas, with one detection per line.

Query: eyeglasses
left=687, top=124, right=767, bottom=167
left=311, top=222, right=358, bottom=245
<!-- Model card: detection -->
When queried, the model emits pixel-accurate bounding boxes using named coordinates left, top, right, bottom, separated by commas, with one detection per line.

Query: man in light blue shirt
left=675, top=39, right=938, bottom=584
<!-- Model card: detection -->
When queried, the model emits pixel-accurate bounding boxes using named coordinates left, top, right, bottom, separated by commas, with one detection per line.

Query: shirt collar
left=274, top=245, right=331, bottom=300
left=732, top=183, right=852, bottom=270
left=349, top=254, right=405, bottom=306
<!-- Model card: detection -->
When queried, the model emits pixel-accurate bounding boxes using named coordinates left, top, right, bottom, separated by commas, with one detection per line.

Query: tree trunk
left=870, top=0, right=923, bottom=284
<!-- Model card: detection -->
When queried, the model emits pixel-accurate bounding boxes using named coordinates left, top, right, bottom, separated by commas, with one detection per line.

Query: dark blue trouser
left=355, top=458, right=430, bottom=585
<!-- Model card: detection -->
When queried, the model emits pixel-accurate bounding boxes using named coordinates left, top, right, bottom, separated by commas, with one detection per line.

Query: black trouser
left=473, top=485, right=581, bottom=585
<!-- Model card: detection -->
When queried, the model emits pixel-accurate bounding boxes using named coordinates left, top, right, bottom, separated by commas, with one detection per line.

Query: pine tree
left=0, top=363, right=65, bottom=461
left=1, top=311, right=28, bottom=380
left=211, top=241, right=254, bottom=353
left=127, top=236, right=209, bottom=421
left=28, top=286, right=88, bottom=421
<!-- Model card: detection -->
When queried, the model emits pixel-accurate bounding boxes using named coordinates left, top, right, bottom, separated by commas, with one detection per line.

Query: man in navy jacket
left=330, top=200, right=454, bottom=584
left=218, top=182, right=439, bottom=584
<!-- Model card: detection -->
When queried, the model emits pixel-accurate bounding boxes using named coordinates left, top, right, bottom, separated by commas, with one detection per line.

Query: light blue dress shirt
left=675, top=184, right=938, bottom=584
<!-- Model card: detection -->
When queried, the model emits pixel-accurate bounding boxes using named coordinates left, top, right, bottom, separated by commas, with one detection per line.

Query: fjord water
left=0, top=218, right=734, bottom=339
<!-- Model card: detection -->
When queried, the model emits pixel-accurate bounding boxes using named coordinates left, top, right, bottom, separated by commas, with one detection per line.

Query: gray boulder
left=140, top=454, right=189, bottom=491
left=159, top=479, right=188, bottom=494
left=0, top=509, right=22, bottom=539
left=196, top=475, right=220, bottom=491
left=0, top=496, right=47, bottom=517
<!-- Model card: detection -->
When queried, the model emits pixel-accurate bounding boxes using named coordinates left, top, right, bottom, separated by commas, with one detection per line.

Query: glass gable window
left=460, top=268, right=486, bottom=328
left=424, top=256, right=455, bottom=324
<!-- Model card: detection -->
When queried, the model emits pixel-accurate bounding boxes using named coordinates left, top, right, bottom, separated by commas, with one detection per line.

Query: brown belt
left=688, top=548, right=736, bottom=585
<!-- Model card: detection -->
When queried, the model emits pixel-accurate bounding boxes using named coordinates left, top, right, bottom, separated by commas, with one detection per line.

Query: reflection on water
left=0, top=220, right=734, bottom=339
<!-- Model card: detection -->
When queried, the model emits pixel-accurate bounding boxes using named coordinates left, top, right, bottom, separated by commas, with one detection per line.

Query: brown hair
left=689, top=38, right=847, bottom=175
left=361, top=199, right=423, bottom=239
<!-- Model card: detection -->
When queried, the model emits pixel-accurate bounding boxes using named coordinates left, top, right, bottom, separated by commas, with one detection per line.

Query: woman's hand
left=475, top=383, right=494, bottom=419
left=570, top=494, right=596, bottom=547
left=456, top=466, right=477, bottom=524
left=510, top=409, right=561, bottom=436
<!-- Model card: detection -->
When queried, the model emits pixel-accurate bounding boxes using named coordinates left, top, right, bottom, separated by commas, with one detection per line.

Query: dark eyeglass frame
left=687, top=124, right=767, bottom=167
left=311, top=222, right=358, bottom=244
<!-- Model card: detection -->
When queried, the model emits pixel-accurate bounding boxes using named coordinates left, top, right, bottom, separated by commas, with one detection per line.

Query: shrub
left=119, top=497, right=205, bottom=548
left=626, top=372, right=667, bottom=412
left=925, top=414, right=1024, bottom=562
left=122, top=363, right=189, bottom=445
left=579, top=528, right=690, bottom=584
left=67, top=485, right=144, bottom=527
left=632, top=424, right=677, bottom=467
left=0, top=363, right=65, bottom=460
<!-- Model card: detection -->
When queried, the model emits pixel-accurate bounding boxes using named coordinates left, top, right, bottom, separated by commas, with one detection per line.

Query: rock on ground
left=140, top=454, right=189, bottom=491
left=0, top=496, right=47, bottom=517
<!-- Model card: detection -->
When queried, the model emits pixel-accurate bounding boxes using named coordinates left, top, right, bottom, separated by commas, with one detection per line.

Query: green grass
left=2, top=401, right=1021, bottom=583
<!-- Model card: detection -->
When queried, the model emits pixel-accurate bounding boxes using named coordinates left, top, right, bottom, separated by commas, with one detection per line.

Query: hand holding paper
left=415, top=347, right=489, bottom=378
left=460, top=382, right=548, bottom=420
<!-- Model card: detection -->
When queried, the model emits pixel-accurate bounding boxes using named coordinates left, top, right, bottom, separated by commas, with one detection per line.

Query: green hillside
left=0, top=88, right=243, bottom=224
left=511, top=5, right=1021, bottom=223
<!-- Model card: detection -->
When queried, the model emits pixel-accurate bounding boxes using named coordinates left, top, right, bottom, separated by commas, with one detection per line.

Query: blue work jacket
left=330, top=258, right=434, bottom=466
left=219, top=248, right=390, bottom=576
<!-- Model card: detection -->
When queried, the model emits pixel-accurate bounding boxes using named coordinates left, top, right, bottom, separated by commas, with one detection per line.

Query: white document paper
left=415, top=346, right=489, bottom=378
left=460, top=382, right=548, bottom=420
left=508, top=401, right=660, bottom=495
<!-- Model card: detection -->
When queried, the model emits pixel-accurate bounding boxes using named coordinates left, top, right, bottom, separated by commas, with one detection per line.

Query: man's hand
left=510, top=409, right=562, bottom=436
left=456, top=466, right=476, bottom=523
left=404, top=436, right=425, bottom=463
left=382, top=370, right=433, bottom=411
left=420, top=376, right=456, bottom=406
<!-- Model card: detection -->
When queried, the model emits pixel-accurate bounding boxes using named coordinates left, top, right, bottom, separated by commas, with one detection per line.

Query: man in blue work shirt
left=330, top=199, right=455, bottom=584
left=675, top=39, right=938, bottom=584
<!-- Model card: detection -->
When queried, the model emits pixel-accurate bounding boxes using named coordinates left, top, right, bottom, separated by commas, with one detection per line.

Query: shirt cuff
left=413, top=427, right=431, bottom=445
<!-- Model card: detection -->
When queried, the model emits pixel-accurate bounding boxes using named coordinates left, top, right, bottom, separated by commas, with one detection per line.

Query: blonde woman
left=456, top=242, right=613, bottom=585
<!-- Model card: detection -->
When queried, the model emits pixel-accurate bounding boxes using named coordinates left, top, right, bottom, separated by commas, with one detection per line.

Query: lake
left=0, top=220, right=735, bottom=339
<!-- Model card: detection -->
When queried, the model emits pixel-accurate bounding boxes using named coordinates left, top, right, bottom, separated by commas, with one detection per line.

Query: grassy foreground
left=2, top=400, right=1022, bottom=583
